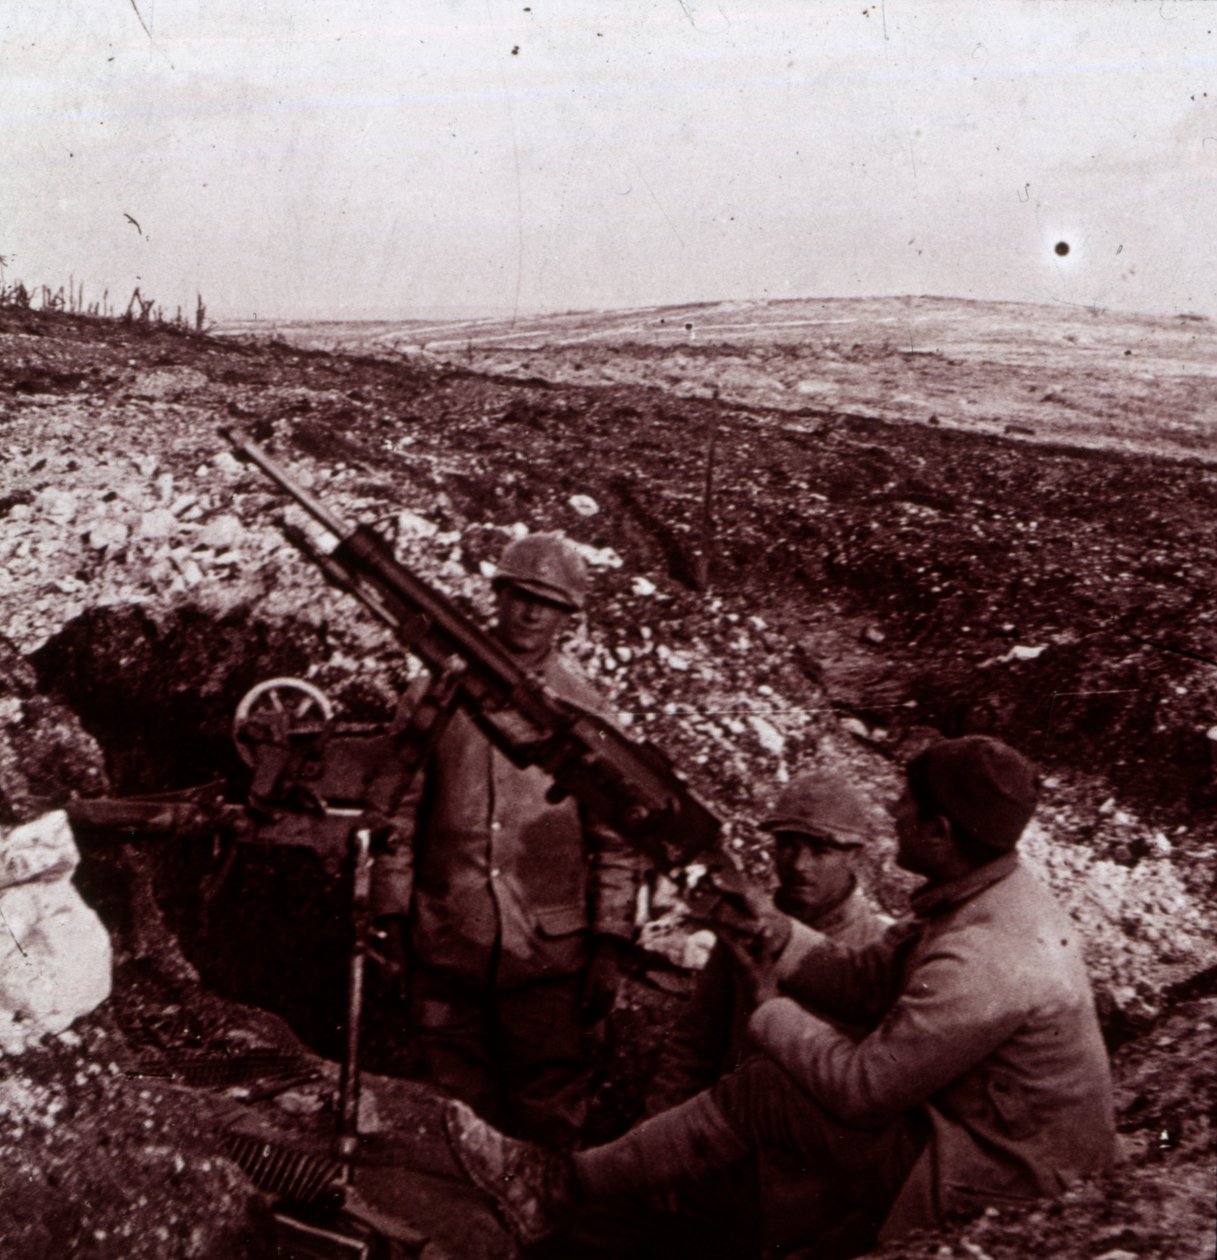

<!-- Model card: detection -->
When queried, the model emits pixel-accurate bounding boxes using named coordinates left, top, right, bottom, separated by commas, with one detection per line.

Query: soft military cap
left=759, top=770, right=873, bottom=848
left=493, top=533, right=589, bottom=611
left=918, top=735, right=1039, bottom=850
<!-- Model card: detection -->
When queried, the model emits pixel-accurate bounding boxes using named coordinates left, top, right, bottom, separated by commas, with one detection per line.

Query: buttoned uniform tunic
left=386, top=651, right=638, bottom=988
left=750, top=853, right=1116, bottom=1238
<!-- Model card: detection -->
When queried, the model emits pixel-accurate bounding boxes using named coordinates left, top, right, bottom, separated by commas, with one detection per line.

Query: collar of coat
left=909, top=851, right=1020, bottom=920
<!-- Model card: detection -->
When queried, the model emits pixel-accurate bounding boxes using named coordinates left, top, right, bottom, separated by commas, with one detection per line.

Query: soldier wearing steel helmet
left=646, top=769, right=889, bottom=1118
left=630, top=770, right=890, bottom=1260
left=378, top=532, right=639, bottom=1145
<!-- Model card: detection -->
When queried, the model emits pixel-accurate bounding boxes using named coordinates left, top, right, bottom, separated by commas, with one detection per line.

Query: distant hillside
left=218, top=295, right=1217, bottom=462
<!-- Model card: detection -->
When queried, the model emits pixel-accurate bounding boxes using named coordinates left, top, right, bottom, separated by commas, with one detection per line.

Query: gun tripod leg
left=336, top=826, right=374, bottom=1170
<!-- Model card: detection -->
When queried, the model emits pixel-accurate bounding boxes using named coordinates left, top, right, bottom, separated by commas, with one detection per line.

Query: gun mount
left=221, top=425, right=725, bottom=873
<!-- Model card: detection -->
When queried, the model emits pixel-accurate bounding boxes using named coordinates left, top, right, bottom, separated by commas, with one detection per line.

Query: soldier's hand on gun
left=719, top=929, right=782, bottom=1008
left=686, top=863, right=791, bottom=955
left=713, top=884, right=786, bottom=1007
left=685, top=862, right=790, bottom=1007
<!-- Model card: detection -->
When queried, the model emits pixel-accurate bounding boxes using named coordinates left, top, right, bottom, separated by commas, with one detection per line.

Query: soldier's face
left=495, top=586, right=569, bottom=658
left=772, top=831, right=856, bottom=919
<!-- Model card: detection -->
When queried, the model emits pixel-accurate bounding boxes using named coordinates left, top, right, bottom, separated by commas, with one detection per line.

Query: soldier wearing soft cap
left=442, top=734, right=1117, bottom=1257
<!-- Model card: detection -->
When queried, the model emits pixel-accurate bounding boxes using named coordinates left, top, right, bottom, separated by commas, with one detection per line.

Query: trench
left=30, top=601, right=398, bottom=1061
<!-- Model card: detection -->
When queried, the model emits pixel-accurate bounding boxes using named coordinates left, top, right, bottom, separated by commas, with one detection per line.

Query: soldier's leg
left=410, top=962, right=500, bottom=1123
left=574, top=1055, right=925, bottom=1209
left=711, top=1055, right=928, bottom=1211
left=445, top=1090, right=755, bottom=1257
left=444, top=1055, right=926, bottom=1248
left=495, top=974, right=590, bottom=1146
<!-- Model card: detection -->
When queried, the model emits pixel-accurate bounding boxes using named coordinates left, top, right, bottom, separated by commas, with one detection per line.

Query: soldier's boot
left=446, top=1089, right=750, bottom=1246
left=443, top=1100, right=577, bottom=1246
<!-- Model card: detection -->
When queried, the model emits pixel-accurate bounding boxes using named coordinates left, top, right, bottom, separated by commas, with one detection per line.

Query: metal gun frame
left=222, top=424, right=725, bottom=873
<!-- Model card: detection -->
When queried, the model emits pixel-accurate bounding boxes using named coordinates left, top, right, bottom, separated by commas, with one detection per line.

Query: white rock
left=197, top=514, right=243, bottom=550
left=213, top=451, right=243, bottom=476
left=0, top=812, right=112, bottom=1055
left=395, top=509, right=439, bottom=539
left=631, top=576, right=657, bottom=597
left=841, top=717, right=870, bottom=739
left=576, top=543, right=623, bottom=569
left=87, top=519, right=130, bottom=550
left=1008, top=644, right=1046, bottom=661
left=569, top=494, right=599, bottom=517
left=749, top=714, right=786, bottom=756
left=138, top=508, right=179, bottom=540
left=35, top=488, right=77, bottom=524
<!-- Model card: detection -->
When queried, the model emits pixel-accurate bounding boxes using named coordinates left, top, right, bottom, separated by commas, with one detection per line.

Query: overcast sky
left=3, top=2, right=1215, bottom=321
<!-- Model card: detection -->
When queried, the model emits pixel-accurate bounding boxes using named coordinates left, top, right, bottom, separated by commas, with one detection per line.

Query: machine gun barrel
left=222, top=427, right=724, bottom=869
left=66, top=797, right=234, bottom=837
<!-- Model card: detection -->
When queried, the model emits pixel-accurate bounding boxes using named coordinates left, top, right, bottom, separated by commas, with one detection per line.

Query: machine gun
left=62, top=434, right=768, bottom=1250
left=221, top=426, right=727, bottom=875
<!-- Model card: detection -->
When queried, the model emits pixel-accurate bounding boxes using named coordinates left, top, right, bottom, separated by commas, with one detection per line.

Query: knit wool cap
left=759, top=770, right=872, bottom=848
left=917, top=735, right=1039, bottom=850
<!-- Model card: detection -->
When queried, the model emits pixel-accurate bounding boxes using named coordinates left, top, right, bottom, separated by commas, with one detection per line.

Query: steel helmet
left=493, top=533, right=589, bottom=611
left=759, top=770, right=873, bottom=848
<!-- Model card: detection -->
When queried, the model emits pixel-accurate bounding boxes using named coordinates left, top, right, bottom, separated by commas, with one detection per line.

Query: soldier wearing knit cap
left=440, top=734, right=1116, bottom=1259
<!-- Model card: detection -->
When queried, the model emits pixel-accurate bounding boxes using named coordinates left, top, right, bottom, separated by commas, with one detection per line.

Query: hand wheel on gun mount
left=232, top=677, right=335, bottom=768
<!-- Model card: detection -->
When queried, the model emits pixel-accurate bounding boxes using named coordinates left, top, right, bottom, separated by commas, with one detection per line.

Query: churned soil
left=0, top=297, right=1215, bottom=1258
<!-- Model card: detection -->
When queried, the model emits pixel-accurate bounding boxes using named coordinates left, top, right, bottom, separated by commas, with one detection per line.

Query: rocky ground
left=1, top=296, right=1215, bottom=1257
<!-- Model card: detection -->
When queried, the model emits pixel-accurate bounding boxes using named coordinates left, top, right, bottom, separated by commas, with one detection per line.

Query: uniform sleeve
left=586, top=815, right=641, bottom=939
left=370, top=676, right=434, bottom=918
left=556, top=666, right=644, bottom=939
left=750, top=926, right=1029, bottom=1127
left=645, top=943, right=738, bottom=1115
left=775, top=919, right=914, bottom=1028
